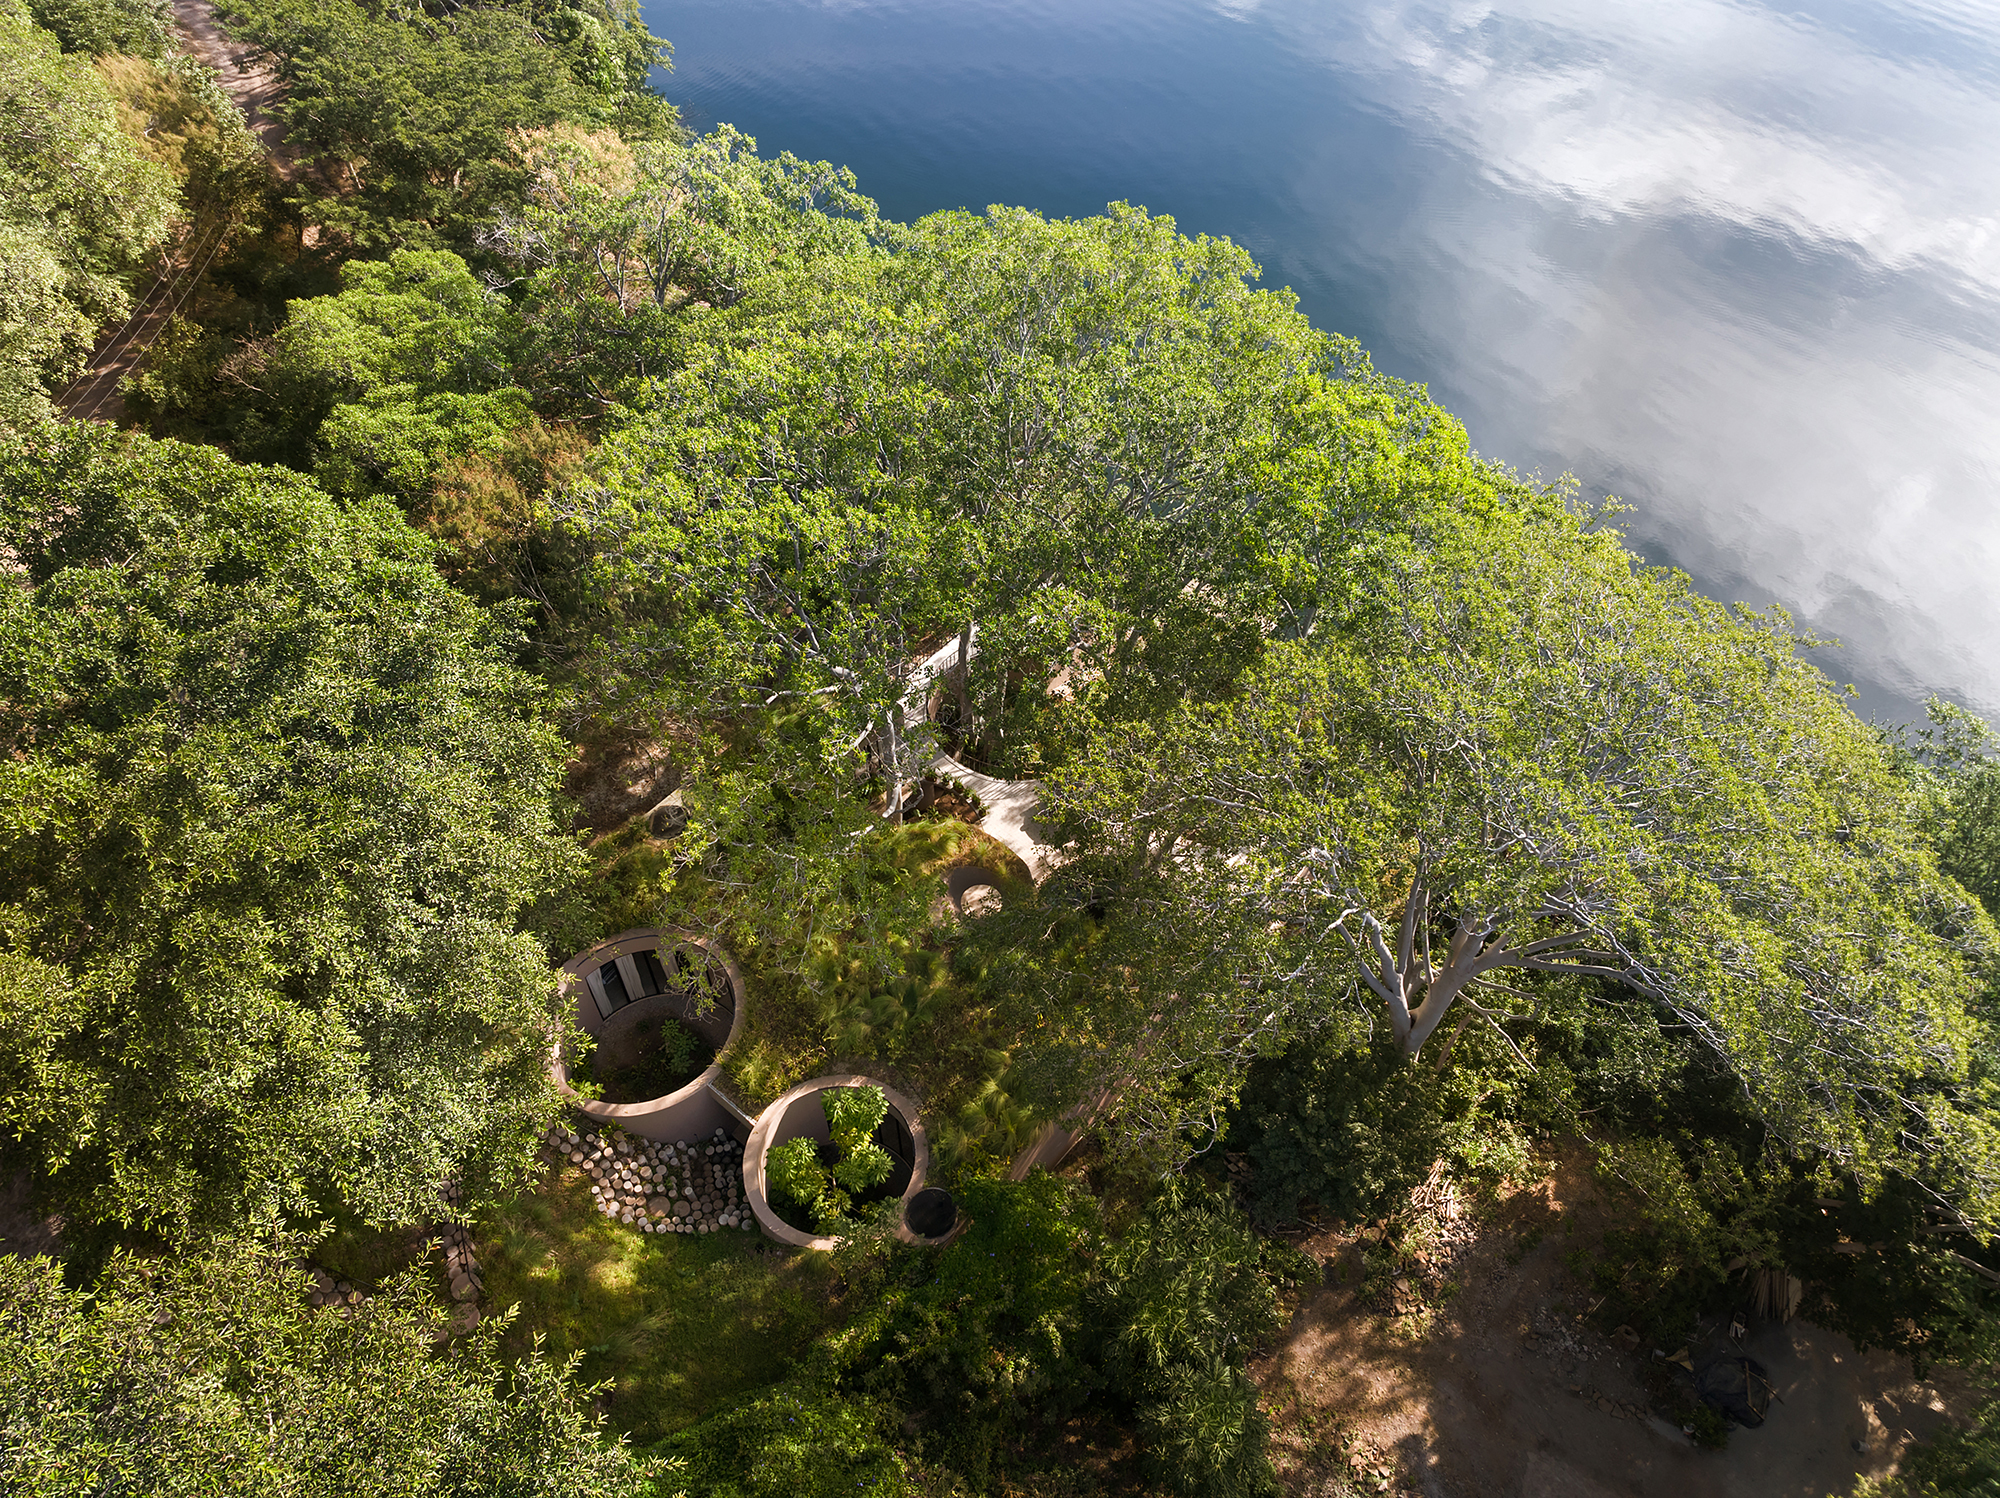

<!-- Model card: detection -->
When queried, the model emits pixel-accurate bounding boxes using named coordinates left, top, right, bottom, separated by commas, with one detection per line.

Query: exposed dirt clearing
left=1255, top=1155, right=1970, bottom=1498
left=0, top=1172, right=63, bottom=1261
left=565, top=725, right=686, bottom=839
left=171, top=0, right=289, bottom=163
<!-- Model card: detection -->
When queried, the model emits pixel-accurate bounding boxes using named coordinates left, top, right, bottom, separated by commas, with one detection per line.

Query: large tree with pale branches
left=1042, top=489, right=2000, bottom=1210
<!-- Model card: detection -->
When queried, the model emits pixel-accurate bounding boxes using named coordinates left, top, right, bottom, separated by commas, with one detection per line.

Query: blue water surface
left=649, top=0, right=2000, bottom=721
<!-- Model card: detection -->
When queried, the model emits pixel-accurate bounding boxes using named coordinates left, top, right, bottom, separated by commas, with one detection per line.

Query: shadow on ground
left=1254, top=1157, right=1967, bottom=1498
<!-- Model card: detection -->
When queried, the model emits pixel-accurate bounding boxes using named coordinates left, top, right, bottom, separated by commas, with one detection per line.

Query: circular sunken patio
left=742, top=1072, right=932, bottom=1250
left=553, top=928, right=747, bottom=1143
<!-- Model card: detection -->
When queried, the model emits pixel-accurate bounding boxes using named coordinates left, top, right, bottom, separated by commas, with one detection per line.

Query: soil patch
left=565, top=724, right=686, bottom=839
left=572, top=1014, right=715, bottom=1104
left=1253, top=1151, right=1971, bottom=1498
left=0, top=1171, right=63, bottom=1261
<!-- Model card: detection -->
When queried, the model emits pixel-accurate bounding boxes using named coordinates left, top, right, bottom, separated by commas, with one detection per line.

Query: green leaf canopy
left=1045, top=492, right=2000, bottom=1213
left=572, top=202, right=1414, bottom=769
left=0, top=426, right=582, bottom=1237
left=0, top=1235, right=664, bottom=1495
left=0, top=0, right=177, bottom=431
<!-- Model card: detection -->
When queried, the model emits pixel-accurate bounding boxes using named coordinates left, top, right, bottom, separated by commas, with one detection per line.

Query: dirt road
left=56, top=0, right=286, bottom=425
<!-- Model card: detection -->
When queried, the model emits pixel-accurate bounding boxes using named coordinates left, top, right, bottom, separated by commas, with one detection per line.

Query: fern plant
left=817, top=944, right=950, bottom=1060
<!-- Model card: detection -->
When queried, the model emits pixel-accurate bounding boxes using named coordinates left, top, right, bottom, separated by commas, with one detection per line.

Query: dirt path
left=0, top=1171, right=62, bottom=1261
left=168, top=0, right=288, bottom=158
left=56, top=0, right=287, bottom=425
left=1256, top=1159, right=1970, bottom=1498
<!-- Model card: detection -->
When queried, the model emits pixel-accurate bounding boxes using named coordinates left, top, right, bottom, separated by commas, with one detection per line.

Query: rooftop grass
left=558, top=788, right=1051, bottom=1185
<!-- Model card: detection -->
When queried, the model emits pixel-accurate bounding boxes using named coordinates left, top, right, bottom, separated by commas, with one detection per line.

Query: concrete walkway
left=893, top=632, right=1092, bottom=1181
left=895, top=630, right=1064, bottom=881
left=929, top=750, right=1059, bottom=881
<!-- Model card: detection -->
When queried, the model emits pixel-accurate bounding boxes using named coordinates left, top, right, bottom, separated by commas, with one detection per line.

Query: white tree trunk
left=1358, top=883, right=1510, bottom=1057
left=1351, top=881, right=1624, bottom=1058
left=882, top=703, right=906, bottom=825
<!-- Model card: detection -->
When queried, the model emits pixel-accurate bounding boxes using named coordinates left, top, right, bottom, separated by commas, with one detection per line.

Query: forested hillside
left=4, top=0, right=2000, bottom=1492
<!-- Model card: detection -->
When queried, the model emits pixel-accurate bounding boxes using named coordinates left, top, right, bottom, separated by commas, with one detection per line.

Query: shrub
left=1095, top=1178, right=1295, bottom=1498
left=657, top=1384, right=904, bottom=1498
left=0, top=1235, right=665, bottom=1494
left=823, top=1172, right=1100, bottom=1484
left=767, top=1086, right=895, bottom=1233
left=767, top=1136, right=834, bottom=1227
left=1229, top=1033, right=1476, bottom=1225
left=820, top=1174, right=1297, bottom=1498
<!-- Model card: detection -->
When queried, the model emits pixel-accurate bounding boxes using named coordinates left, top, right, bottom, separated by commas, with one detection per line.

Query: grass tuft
left=475, top=1168, right=844, bottom=1446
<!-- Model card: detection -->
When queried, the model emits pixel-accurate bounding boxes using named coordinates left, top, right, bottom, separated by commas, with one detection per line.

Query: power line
left=65, top=214, right=232, bottom=423
left=72, top=218, right=232, bottom=423
left=55, top=217, right=217, bottom=408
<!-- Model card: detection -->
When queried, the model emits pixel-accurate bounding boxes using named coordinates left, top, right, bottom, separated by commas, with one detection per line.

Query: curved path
left=891, top=633, right=1099, bottom=1178
left=897, top=630, right=1064, bottom=881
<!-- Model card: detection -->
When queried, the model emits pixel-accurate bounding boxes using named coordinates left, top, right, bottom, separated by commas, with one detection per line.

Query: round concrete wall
left=552, top=929, right=750, bottom=1142
left=741, top=1073, right=931, bottom=1250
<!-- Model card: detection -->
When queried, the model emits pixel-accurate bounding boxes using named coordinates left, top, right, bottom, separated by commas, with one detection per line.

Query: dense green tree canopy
left=0, top=1235, right=665, bottom=1494
left=26, top=0, right=169, bottom=55
left=1937, top=757, right=2000, bottom=922
left=263, top=247, right=530, bottom=496
left=221, top=0, right=675, bottom=250
left=1040, top=490, right=2000, bottom=1211
left=0, top=426, right=581, bottom=1238
left=573, top=204, right=1403, bottom=774
left=484, top=124, right=878, bottom=413
left=15, top=48, right=2000, bottom=1480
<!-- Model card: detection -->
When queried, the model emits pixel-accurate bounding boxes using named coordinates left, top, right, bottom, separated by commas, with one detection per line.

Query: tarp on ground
left=1696, top=1355, right=1776, bottom=1427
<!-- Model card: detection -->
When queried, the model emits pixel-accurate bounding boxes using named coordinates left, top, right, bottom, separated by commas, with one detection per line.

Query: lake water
left=648, top=0, right=2000, bottom=724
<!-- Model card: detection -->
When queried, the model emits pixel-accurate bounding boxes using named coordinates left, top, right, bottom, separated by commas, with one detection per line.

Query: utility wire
left=55, top=216, right=219, bottom=408
left=67, top=214, right=233, bottom=423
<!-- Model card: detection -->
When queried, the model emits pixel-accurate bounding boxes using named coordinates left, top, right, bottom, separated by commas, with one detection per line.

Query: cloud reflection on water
left=1231, top=0, right=2000, bottom=717
left=658, top=0, right=1998, bottom=719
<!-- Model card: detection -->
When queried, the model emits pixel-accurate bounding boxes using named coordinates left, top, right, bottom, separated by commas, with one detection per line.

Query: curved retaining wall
left=741, top=1073, right=931, bottom=1250
left=552, top=928, right=751, bottom=1143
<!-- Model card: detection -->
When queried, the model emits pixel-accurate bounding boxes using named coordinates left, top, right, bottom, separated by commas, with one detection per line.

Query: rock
left=647, top=790, right=689, bottom=838
left=451, top=1275, right=477, bottom=1302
